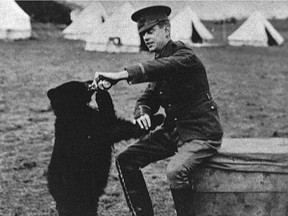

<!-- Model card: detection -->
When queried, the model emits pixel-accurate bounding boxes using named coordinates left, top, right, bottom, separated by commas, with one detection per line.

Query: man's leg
left=116, top=128, right=178, bottom=216
left=167, top=139, right=222, bottom=216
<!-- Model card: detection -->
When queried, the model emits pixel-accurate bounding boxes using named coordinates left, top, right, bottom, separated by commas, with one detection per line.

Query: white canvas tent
left=228, top=12, right=284, bottom=47
left=0, top=0, right=31, bottom=40
left=171, top=6, right=214, bottom=45
left=63, top=2, right=108, bottom=41
left=64, top=1, right=288, bottom=20
left=85, top=2, right=140, bottom=53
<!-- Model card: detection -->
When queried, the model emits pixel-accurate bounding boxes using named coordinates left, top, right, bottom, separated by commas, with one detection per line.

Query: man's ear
left=165, top=25, right=170, bottom=32
left=164, top=25, right=170, bottom=37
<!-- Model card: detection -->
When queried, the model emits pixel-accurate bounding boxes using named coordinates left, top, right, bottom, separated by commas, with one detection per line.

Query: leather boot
left=170, top=187, right=196, bottom=216
left=116, top=160, right=154, bottom=216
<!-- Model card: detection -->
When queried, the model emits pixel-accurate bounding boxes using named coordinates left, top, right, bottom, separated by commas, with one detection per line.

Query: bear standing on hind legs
left=47, top=80, right=163, bottom=216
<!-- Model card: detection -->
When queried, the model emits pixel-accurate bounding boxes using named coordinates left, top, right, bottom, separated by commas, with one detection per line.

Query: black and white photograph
left=1, top=0, right=288, bottom=215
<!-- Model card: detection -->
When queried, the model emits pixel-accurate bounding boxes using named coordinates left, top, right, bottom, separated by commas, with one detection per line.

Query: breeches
left=116, top=127, right=221, bottom=189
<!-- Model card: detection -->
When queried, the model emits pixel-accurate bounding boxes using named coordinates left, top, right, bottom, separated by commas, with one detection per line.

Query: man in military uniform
left=93, top=5, right=223, bottom=216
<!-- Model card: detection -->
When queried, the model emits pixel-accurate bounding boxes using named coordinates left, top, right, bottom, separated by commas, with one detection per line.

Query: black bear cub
left=47, top=80, right=163, bottom=216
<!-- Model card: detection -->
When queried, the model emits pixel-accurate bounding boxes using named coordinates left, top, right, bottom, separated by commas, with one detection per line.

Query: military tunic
left=125, top=40, right=223, bottom=142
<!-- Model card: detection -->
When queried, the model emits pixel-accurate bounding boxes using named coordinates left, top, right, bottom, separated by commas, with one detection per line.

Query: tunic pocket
left=176, top=100, right=224, bottom=141
left=196, top=101, right=223, bottom=140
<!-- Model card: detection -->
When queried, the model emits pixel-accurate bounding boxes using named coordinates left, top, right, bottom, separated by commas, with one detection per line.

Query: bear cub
left=47, top=80, right=163, bottom=216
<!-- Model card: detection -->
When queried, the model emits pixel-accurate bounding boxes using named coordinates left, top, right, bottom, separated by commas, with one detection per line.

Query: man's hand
left=134, top=114, right=151, bottom=130
left=92, top=71, right=129, bottom=90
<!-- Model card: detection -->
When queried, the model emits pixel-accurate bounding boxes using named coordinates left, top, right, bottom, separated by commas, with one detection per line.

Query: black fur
left=47, top=81, right=163, bottom=216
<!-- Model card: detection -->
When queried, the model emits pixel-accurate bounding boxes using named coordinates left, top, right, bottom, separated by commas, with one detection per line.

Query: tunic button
left=211, top=105, right=215, bottom=109
left=159, top=92, right=163, bottom=95
left=168, top=104, right=172, bottom=107
left=174, top=118, right=177, bottom=121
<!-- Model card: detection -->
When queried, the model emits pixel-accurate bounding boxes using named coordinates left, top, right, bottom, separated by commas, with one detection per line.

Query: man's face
left=142, top=24, right=169, bottom=53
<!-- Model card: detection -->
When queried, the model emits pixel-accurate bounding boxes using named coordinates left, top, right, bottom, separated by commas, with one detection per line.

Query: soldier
left=93, top=5, right=223, bottom=216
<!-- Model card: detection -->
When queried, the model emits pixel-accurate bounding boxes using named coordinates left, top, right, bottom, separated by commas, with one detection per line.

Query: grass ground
left=0, top=19, right=287, bottom=215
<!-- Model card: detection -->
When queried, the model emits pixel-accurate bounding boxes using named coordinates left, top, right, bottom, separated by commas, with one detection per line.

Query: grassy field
left=0, top=19, right=288, bottom=215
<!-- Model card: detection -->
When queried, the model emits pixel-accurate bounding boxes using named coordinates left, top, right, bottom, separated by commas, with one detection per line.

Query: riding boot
left=116, top=161, right=154, bottom=216
left=170, top=187, right=196, bottom=216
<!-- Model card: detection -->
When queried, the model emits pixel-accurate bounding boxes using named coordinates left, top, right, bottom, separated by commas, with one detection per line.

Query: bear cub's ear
left=47, top=88, right=56, bottom=101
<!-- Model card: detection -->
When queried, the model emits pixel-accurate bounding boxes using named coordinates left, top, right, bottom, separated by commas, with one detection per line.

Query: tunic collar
left=155, top=40, right=174, bottom=59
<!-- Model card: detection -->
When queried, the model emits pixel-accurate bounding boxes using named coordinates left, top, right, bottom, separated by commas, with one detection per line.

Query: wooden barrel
left=191, top=138, right=288, bottom=216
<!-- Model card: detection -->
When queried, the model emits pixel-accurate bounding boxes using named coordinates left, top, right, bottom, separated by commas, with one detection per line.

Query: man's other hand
left=134, top=114, right=151, bottom=130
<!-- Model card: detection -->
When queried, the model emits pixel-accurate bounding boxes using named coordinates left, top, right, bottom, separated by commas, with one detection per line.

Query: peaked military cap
left=131, top=5, right=171, bottom=34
